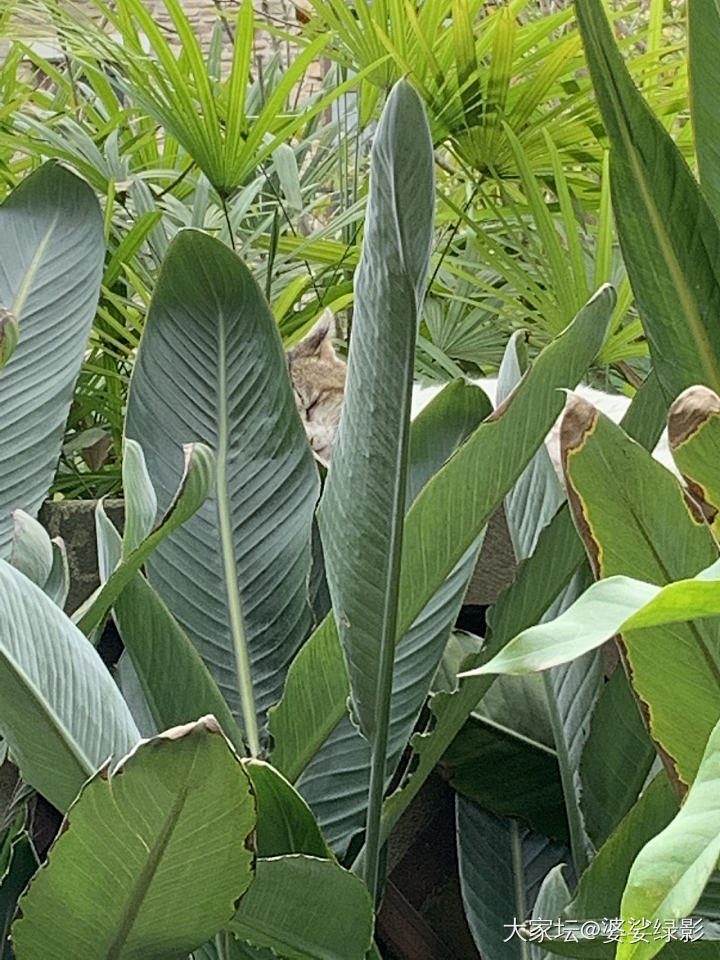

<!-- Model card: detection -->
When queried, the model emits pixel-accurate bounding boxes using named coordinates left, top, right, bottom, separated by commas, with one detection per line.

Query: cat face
left=287, top=312, right=347, bottom=465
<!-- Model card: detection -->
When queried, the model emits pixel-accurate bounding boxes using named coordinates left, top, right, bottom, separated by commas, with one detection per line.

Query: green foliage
left=12, top=718, right=255, bottom=960
left=3, top=2, right=720, bottom=957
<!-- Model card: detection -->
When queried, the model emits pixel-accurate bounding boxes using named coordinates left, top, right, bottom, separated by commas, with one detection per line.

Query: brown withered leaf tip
left=559, top=392, right=599, bottom=468
left=560, top=393, right=602, bottom=577
left=156, top=714, right=222, bottom=741
left=668, top=385, right=720, bottom=449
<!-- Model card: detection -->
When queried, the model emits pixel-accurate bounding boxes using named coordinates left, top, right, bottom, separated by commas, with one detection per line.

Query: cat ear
left=288, top=310, right=337, bottom=360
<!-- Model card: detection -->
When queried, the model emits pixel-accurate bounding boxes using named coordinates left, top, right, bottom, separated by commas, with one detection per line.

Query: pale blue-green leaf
left=275, top=383, right=489, bottom=854
left=496, top=333, right=600, bottom=875
left=126, top=230, right=319, bottom=748
left=44, top=537, right=69, bottom=609
left=9, top=510, right=53, bottom=588
left=457, top=797, right=570, bottom=960
left=466, top=558, right=720, bottom=678
left=318, top=79, right=435, bottom=740
left=0, top=560, right=140, bottom=811
left=529, top=864, right=573, bottom=960
left=0, top=163, right=104, bottom=554
left=271, top=144, right=303, bottom=212
left=121, top=438, right=157, bottom=557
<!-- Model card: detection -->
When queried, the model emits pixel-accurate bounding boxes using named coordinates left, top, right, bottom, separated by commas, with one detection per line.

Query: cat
left=287, top=313, right=674, bottom=474
left=286, top=312, right=347, bottom=464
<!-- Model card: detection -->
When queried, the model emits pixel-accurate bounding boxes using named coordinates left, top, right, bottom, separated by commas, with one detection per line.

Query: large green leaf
left=568, top=773, right=677, bottom=926
left=0, top=162, right=104, bottom=554
left=617, top=717, right=720, bottom=960
left=467, top=560, right=720, bottom=675
left=12, top=717, right=255, bottom=960
left=0, top=816, right=37, bottom=958
left=126, top=229, right=319, bottom=755
left=689, top=0, right=720, bottom=219
left=242, top=760, right=330, bottom=859
left=0, top=559, right=139, bottom=812
left=443, top=708, right=567, bottom=843
left=317, top=80, right=434, bottom=888
left=395, top=287, right=614, bottom=647
left=562, top=398, right=720, bottom=789
left=317, top=80, right=434, bottom=741
left=575, top=0, right=720, bottom=401
left=229, top=856, right=374, bottom=960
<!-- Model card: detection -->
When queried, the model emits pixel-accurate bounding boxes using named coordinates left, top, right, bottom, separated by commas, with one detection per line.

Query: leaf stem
left=217, top=312, right=259, bottom=756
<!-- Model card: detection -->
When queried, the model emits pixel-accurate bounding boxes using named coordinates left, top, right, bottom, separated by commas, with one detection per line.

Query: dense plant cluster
left=0, top=1, right=719, bottom=959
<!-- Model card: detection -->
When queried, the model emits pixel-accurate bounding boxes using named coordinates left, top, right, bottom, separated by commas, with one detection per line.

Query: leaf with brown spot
left=669, top=385, right=720, bottom=535
left=561, top=405, right=720, bottom=791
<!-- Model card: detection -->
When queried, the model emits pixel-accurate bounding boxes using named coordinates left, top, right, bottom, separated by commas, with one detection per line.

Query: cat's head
left=287, top=311, right=346, bottom=465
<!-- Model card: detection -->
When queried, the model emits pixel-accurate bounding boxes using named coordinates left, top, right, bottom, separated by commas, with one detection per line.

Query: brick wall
left=5, top=1, right=321, bottom=89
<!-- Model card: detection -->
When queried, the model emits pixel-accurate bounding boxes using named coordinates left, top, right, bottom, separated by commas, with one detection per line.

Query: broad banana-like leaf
left=267, top=615, right=347, bottom=784
left=576, top=0, right=720, bottom=401
left=470, top=400, right=720, bottom=788
left=467, top=560, right=720, bottom=674
left=0, top=162, right=104, bottom=555
left=668, top=385, right=720, bottom=538
left=74, top=441, right=216, bottom=636
left=0, top=559, right=139, bottom=812
left=121, top=437, right=158, bottom=556
left=456, top=797, right=569, bottom=960
left=95, top=505, right=242, bottom=751
left=395, top=287, right=613, bottom=645
left=562, top=399, right=720, bottom=791
left=617, top=718, right=720, bottom=960
left=229, top=856, right=374, bottom=960
left=533, top=775, right=678, bottom=958
left=318, top=79, right=434, bottom=879
left=12, top=717, right=255, bottom=960
left=529, top=865, right=573, bottom=960
left=318, top=79, right=435, bottom=744
left=126, top=229, right=319, bottom=755
left=689, top=0, right=720, bottom=220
